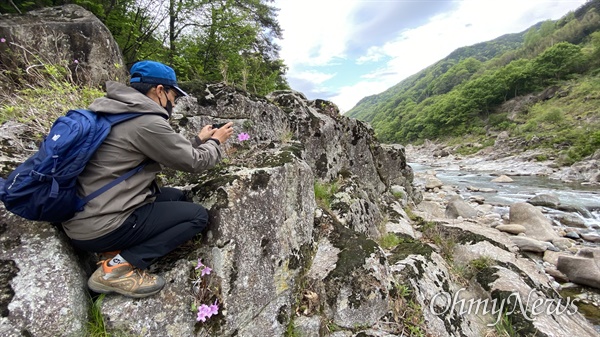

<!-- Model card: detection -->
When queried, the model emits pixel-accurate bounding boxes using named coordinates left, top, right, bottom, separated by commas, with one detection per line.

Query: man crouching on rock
left=63, top=60, right=233, bottom=298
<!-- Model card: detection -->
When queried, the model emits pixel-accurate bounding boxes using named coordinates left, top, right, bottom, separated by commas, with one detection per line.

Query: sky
left=273, top=0, right=588, bottom=113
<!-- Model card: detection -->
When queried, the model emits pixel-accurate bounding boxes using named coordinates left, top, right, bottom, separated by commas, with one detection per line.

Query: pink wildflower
left=197, top=304, right=211, bottom=322
left=201, top=266, right=212, bottom=276
left=196, top=301, right=219, bottom=322
left=195, top=258, right=204, bottom=270
left=208, top=301, right=219, bottom=316
left=237, top=132, right=250, bottom=141
left=0, top=38, right=5, bottom=43
left=74, top=59, right=79, bottom=64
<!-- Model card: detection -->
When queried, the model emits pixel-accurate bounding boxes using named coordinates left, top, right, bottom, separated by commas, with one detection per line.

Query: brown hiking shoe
left=87, top=260, right=166, bottom=298
left=98, top=250, right=121, bottom=262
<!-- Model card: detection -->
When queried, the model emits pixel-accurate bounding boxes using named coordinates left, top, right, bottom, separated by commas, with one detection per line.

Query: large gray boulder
left=0, top=211, right=90, bottom=337
left=98, top=155, right=316, bottom=336
left=509, top=202, right=559, bottom=242
left=445, top=196, right=479, bottom=219
left=557, top=248, right=600, bottom=290
left=0, top=4, right=127, bottom=89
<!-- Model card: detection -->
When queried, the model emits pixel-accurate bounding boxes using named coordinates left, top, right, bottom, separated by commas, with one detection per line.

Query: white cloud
left=294, top=70, right=336, bottom=84
left=356, top=46, right=386, bottom=64
left=330, top=80, right=391, bottom=114
left=275, top=0, right=588, bottom=112
left=276, top=1, right=357, bottom=68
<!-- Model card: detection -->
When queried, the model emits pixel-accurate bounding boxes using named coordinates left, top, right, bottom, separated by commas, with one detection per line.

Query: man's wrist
left=207, top=137, right=221, bottom=146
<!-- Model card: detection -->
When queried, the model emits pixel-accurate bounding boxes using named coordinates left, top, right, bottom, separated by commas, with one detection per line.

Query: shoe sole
left=88, top=278, right=164, bottom=299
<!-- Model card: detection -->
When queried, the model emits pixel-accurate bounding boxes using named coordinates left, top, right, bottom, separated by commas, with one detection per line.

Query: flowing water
left=409, top=162, right=600, bottom=232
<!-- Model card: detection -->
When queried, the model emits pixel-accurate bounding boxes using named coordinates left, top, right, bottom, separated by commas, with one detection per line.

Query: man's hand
left=197, top=124, right=216, bottom=143
left=211, top=122, right=234, bottom=144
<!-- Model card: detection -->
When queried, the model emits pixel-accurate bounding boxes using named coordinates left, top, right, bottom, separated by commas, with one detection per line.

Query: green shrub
left=487, top=112, right=509, bottom=127
left=314, top=180, right=338, bottom=209
left=379, top=233, right=402, bottom=249
left=541, top=107, right=564, bottom=124
left=0, top=42, right=105, bottom=131
left=469, top=256, right=493, bottom=271
left=392, top=190, right=404, bottom=199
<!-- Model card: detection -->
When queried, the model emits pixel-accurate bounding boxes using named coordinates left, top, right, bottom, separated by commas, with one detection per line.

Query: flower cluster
left=197, top=301, right=219, bottom=322
left=192, top=259, right=220, bottom=323
left=195, top=258, right=212, bottom=276
left=237, top=132, right=250, bottom=142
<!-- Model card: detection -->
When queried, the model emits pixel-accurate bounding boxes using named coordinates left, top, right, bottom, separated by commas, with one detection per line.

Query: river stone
left=509, top=202, right=559, bottom=242
left=495, top=224, right=526, bottom=235
left=468, top=195, right=485, bottom=204
left=543, top=250, right=564, bottom=266
left=445, top=196, right=478, bottom=219
left=491, top=175, right=513, bottom=183
left=557, top=252, right=600, bottom=290
left=415, top=200, right=446, bottom=219
left=578, top=248, right=599, bottom=259
left=556, top=214, right=587, bottom=228
left=488, top=263, right=598, bottom=336
left=425, top=177, right=443, bottom=190
left=466, top=186, right=498, bottom=193
left=527, top=193, right=560, bottom=208
left=565, top=231, right=581, bottom=240
left=580, top=232, right=600, bottom=243
left=510, top=236, right=548, bottom=253
left=557, top=204, right=591, bottom=215
left=545, top=267, right=569, bottom=283
left=551, top=237, right=573, bottom=250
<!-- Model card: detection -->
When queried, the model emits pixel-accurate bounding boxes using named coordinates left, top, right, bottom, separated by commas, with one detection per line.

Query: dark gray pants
left=71, top=187, right=208, bottom=269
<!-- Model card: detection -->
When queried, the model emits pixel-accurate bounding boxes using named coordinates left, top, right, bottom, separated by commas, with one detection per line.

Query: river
left=409, top=161, right=600, bottom=332
left=409, top=162, right=600, bottom=233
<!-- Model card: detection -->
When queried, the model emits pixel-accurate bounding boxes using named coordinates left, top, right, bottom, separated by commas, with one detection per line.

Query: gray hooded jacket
left=62, top=81, right=221, bottom=240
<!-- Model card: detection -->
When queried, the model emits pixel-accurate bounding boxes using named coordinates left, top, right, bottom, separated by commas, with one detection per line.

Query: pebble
left=496, top=224, right=527, bottom=235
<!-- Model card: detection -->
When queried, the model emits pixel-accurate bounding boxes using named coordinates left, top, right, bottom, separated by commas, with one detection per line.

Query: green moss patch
left=327, top=222, right=378, bottom=280
left=387, top=236, right=434, bottom=265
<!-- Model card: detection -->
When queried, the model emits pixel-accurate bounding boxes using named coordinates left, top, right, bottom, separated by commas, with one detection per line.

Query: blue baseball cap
left=129, top=60, right=188, bottom=97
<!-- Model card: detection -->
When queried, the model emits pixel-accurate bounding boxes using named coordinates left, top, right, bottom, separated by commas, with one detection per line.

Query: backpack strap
left=77, top=161, right=150, bottom=209
left=74, top=110, right=151, bottom=210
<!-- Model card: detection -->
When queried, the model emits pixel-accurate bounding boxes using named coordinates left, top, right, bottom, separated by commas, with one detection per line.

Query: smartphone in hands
left=212, top=122, right=228, bottom=129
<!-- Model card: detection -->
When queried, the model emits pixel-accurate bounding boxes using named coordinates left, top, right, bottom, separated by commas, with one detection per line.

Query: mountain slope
left=345, top=0, right=600, bottom=165
left=346, top=30, right=529, bottom=123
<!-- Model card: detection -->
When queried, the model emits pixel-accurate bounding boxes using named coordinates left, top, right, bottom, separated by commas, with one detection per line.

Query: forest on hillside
left=1, top=0, right=289, bottom=96
left=346, top=0, right=600, bottom=165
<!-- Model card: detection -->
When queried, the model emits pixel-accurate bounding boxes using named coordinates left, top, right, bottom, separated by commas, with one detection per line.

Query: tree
left=495, top=59, right=534, bottom=99
left=4, top=0, right=289, bottom=94
left=532, top=42, right=585, bottom=81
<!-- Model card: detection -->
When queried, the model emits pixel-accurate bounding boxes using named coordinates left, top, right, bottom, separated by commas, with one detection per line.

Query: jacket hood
left=88, top=81, right=169, bottom=119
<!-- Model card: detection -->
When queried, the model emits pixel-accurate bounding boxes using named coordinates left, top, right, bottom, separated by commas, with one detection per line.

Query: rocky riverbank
left=405, top=139, right=600, bottom=185
left=404, top=140, right=600, bottom=330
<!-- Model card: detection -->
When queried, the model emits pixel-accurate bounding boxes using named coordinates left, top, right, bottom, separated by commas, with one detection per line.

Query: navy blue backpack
left=0, top=109, right=146, bottom=222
